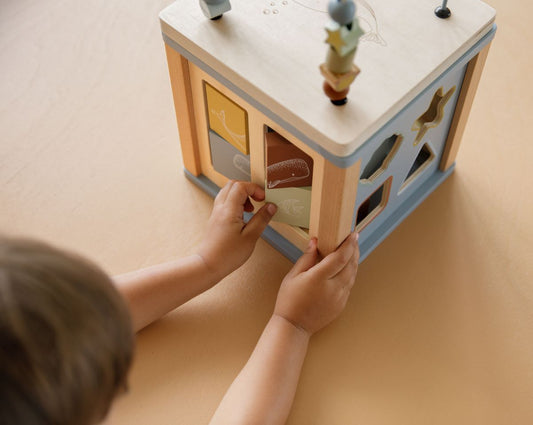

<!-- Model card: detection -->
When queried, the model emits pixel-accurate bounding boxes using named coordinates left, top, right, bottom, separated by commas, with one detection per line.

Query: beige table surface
left=1, top=1, right=532, bottom=424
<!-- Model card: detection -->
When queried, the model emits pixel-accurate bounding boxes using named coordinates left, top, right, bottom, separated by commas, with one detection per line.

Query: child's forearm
left=114, top=255, right=218, bottom=331
left=209, top=314, right=310, bottom=425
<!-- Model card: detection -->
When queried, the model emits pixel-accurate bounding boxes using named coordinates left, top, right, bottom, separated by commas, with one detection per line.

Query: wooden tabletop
left=1, top=1, right=532, bottom=424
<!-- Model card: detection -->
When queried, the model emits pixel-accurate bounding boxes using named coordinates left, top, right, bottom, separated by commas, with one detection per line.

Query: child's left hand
left=198, top=181, right=277, bottom=281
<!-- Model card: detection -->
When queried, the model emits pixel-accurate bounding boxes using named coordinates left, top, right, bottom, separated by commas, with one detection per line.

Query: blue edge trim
left=185, top=166, right=453, bottom=263
left=171, top=25, right=496, bottom=263
left=163, top=25, right=496, bottom=168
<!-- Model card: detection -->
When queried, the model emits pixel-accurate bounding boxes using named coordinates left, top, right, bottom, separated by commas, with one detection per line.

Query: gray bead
left=199, top=0, right=231, bottom=19
left=328, top=0, right=356, bottom=26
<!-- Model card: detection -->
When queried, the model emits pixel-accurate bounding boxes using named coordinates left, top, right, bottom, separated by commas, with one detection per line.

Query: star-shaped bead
left=325, top=20, right=365, bottom=56
left=325, top=23, right=346, bottom=53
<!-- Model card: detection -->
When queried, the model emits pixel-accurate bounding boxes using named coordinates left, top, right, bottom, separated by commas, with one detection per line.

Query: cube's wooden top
left=160, top=0, right=495, bottom=159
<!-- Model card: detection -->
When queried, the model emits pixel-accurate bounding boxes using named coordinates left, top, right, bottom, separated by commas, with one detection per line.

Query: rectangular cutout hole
left=264, top=126, right=313, bottom=229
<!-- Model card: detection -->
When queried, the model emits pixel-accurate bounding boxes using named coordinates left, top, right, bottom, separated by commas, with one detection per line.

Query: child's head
left=0, top=237, right=134, bottom=425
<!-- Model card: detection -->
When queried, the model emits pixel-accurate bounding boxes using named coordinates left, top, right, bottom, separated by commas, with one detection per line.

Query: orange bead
left=323, top=81, right=349, bottom=105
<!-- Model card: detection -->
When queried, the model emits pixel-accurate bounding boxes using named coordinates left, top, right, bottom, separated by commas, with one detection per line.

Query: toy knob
left=328, top=0, right=356, bottom=26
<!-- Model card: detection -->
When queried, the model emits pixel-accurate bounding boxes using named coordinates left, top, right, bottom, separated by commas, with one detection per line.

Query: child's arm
left=115, top=181, right=276, bottom=331
left=209, top=233, right=360, bottom=425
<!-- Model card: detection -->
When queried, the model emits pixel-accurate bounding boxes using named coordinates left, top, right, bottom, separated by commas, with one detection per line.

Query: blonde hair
left=0, top=237, right=134, bottom=425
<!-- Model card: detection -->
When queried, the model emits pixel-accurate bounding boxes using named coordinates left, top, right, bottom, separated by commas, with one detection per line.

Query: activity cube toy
left=160, top=0, right=496, bottom=262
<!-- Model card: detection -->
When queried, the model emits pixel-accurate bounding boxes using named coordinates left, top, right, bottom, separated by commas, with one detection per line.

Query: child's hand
left=273, top=233, right=359, bottom=336
left=198, top=181, right=277, bottom=281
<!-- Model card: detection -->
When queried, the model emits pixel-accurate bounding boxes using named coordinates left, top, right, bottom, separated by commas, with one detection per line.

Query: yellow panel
left=204, top=82, right=249, bottom=155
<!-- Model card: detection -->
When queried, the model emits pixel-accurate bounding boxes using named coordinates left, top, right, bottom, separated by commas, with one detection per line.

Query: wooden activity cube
left=160, top=0, right=496, bottom=261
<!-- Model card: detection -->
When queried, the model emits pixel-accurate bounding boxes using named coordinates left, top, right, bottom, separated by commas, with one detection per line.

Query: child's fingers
left=288, top=238, right=319, bottom=277
left=332, top=256, right=357, bottom=291
left=214, top=180, right=235, bottom=206
left=332, top=237, right=360, bottom=282
left=248, top=186, right=266, bottom=202
left=354, top=237, right=360, bottom=265
left=226, top=182, right=265, bottom=208
left=242, top=203, right=277, bottom=241
left=243, top=198, right=254, bottom=213
left=314, top=232, right=357, bottom=279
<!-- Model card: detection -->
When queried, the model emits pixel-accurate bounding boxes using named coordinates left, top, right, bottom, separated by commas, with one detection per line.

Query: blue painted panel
left=353, top=58, right=468, bottom=248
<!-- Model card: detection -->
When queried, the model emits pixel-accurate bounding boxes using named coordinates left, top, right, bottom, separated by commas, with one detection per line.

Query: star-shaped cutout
left=412, top=86, right=456, bottom=145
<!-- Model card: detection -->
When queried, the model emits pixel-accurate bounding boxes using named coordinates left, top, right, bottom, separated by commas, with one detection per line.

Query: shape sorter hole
left=360, top=134, right=402, bottom=182
left=400, top=143, right=435, bottom=190
left=264, top=127, right=314, bottom=230
left=356, top=177, right=392, bottom=232
left=412, top=86, right=456, bottom=146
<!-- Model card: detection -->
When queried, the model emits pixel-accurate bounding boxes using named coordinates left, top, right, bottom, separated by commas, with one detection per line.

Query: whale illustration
left=267, top=158, right=311, bottom=189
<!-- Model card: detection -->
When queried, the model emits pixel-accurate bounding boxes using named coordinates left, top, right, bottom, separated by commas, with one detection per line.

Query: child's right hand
left=273, top=232, right=359, bottom=336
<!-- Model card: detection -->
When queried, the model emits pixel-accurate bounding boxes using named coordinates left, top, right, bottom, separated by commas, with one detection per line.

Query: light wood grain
left=160, top=0, right=495, bottom=158
left=189, top=62, right=231, bottom=188
left=248, top=110, right=265, bottom=188
left=269, top=221, right=310, bottom=252
left=309, top=158, right=361, bottom=255
left=165, top=44, right=202, bottom=176
left=440, top=42, right=492, bottom=171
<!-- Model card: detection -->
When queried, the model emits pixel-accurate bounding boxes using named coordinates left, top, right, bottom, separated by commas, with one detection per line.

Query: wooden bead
left=323, top=81, right=349, bottom=103
left=320, top=63, right=360, bottom=91
left=326, top=46, right=357, bottom=74
left=325, top=20, right=364, bottom=56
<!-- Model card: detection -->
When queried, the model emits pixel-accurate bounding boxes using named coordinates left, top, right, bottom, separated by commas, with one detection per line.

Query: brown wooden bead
left=323, top=81, right=349, bottom=101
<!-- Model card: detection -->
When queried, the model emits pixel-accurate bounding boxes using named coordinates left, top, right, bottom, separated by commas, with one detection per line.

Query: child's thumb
left=243, top=203, right=277, bottom=241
